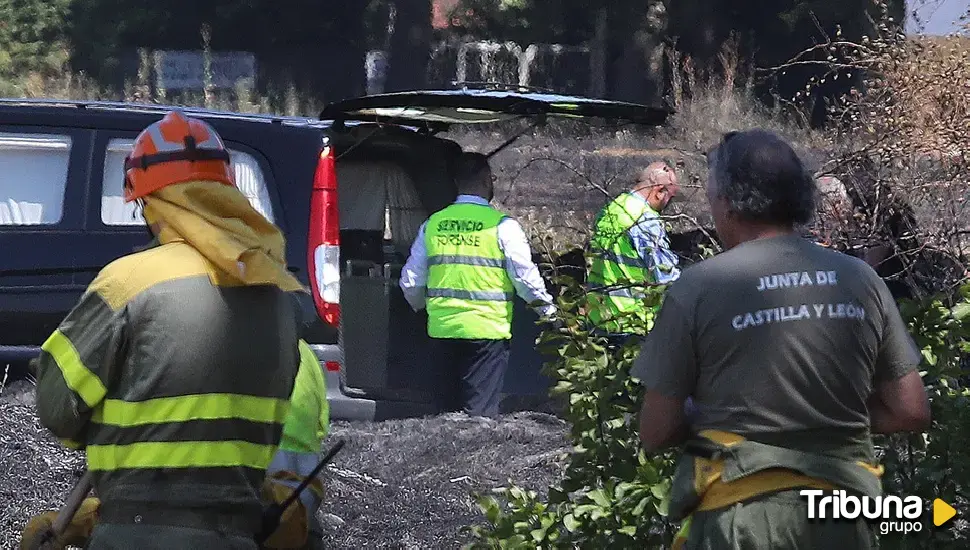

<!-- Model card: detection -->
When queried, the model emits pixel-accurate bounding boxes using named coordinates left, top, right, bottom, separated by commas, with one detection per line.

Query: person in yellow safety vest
left=260, top=339, right=331, bottom=550
left=23, top=110, right=305, bottom=550
left=399, top=152, right=557, bottom=418
left=632, top=129, right=931, bottom=550
left=586, top=161, right=681, bottom=347
left=20, top=339, right=331, bottom=550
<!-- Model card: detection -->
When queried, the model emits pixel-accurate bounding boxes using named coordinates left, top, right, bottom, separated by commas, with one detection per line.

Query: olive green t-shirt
left=631, top=234, right=922, bottom=461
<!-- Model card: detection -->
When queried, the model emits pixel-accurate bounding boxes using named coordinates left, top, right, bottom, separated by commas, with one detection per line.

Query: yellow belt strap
left=673, top=430, right=884, bottom=546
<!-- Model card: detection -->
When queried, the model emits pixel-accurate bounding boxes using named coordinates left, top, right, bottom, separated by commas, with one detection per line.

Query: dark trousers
left=431, top=337, right=511, bottom=418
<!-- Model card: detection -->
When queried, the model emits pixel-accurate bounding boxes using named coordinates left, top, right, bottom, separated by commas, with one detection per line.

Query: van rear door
left=317, top=88, right=671, bottom=413
left=319, top=88, right=672, bottom=130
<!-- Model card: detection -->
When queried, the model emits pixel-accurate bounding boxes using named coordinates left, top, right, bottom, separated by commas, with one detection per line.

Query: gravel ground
left=0, top=380, right=569, bottom=550
left=0, top=380, right=87, bottom=549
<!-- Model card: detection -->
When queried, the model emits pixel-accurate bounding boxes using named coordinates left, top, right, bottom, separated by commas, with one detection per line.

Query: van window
left=0, top=133, right=72, bottom=226
left=101, top=138, right=276, bottom=225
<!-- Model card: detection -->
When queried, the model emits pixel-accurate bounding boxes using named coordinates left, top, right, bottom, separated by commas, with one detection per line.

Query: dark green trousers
left=87, top=523, right=258, bottom=550
left=685, top=490, right=876, bottom=550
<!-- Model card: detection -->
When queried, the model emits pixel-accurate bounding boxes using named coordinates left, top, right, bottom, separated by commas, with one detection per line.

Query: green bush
left=874, top=288, right=970, bottom=549
left=466, top=271, right=970, bottom=549
left=465, top=274, right=679, bottom=549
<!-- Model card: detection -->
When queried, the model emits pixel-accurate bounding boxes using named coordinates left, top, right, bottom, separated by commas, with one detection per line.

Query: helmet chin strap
left=132, top=199, right=154, bottom=240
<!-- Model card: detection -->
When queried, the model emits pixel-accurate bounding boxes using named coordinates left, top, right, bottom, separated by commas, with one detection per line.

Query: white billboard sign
left=156, top=50, right=256, bottom=90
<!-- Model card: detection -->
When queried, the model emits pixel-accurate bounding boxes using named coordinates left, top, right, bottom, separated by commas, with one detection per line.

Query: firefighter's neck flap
left=143, top=181, right=305, bottom=292
left=124, top=110, right=305, bottom=292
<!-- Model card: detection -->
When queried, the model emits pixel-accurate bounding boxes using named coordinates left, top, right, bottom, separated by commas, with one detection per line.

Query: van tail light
left=308, top=143, right=341, bottom=327
left=324, top=361, right=341, bottom=372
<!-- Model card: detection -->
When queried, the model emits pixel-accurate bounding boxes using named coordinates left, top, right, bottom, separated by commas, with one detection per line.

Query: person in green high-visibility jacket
left=586, top=161, right=682, bottom=344
left=260, top=338, right=330, bottom=550
left=400, top=152, right=557, bottom=417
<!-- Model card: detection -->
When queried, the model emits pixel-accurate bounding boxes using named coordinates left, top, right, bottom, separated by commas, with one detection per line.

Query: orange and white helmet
left=123, top=110, right=235, bottom=202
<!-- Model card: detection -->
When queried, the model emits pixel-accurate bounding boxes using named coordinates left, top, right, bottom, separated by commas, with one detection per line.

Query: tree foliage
left=0, top=0, right=922, bottom=112
left=0, top=0, right=71, bottom=82
left=876, top=290, right=970, bottom=548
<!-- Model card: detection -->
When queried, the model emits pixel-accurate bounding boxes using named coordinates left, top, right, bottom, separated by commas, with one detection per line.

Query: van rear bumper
left=306, top=343, right=436, bottom=421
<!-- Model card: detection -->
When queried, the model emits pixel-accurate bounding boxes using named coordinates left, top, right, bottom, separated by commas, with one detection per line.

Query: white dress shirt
left=399, top=195, right=557, bottom=317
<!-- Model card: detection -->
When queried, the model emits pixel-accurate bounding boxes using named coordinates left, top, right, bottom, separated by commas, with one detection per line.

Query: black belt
left=99, top=502, right=258, bottom=538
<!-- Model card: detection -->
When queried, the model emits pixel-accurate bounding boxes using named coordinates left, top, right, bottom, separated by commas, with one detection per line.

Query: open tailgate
left=319, top=89, right=673, bottom=130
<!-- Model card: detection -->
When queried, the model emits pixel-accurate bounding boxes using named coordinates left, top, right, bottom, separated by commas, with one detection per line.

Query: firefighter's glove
left=20, top=497, right=100, bottom=550
left=259, top=474, right=319, bottom=549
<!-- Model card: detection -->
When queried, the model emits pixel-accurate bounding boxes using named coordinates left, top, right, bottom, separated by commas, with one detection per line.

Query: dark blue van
left=0, top=89, right=670, bottom=420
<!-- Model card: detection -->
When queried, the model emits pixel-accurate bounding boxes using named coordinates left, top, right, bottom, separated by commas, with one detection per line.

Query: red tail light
left=307, top=142, right=341, bottom=327
left=324, top=360, right=341, bottom=372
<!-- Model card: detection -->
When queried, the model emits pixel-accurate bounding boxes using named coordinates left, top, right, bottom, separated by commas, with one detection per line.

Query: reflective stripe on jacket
left=35, top=240, right=301, bottom=529
left=424, top=203, right=515, bottom=340
left=586, top=192, right=658, bottom=334
left=669, top=430, right=884, bottom=547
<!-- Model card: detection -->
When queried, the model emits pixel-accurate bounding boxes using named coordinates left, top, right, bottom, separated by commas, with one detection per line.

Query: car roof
left=0, top=98, right=338, bottom=129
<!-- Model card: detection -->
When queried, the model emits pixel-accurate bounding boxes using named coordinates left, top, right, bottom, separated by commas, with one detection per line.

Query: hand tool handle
left=31, top=470, right=94, bottom=550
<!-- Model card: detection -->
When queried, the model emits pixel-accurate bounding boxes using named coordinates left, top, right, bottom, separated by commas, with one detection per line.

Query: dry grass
left=7, top=28, right=964, bottom=272
left=441, top=39, right=831, bottom=252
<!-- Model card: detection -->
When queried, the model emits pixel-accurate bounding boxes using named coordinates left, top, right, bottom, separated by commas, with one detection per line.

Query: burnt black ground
left=0, top=380, right=569, bottom=550
left=318, top=413, right=568, bottom=549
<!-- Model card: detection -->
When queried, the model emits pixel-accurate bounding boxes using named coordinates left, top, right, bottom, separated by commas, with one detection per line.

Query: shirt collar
left=626, top=191, right=659, bottom=216
left=456, top=194, right=490, bottom=206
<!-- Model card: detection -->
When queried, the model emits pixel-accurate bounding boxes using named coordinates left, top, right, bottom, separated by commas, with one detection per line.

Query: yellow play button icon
left=934, top=499, right=957, bottom=526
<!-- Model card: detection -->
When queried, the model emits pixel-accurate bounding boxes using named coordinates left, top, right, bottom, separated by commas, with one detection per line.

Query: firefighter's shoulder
left=87, top=241, right=213, bottom=310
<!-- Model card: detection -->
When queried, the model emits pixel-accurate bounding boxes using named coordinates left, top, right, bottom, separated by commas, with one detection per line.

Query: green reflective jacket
left=424, top=203, right=515, bottom=340
left=587, top=192, right=658, bottom=334
left=279, top=340, right=330, bottom=454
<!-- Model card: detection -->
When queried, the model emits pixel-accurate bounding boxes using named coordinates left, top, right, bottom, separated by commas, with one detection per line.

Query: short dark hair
left=707, top=129, right=816, bottom=226
left=455, top=152, right=493, bottom=198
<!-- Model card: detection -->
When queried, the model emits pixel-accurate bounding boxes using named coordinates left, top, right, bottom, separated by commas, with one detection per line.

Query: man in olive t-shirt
left=635, top=233, right=919, bottom=463
left=633, top=129, right=930, bottom=550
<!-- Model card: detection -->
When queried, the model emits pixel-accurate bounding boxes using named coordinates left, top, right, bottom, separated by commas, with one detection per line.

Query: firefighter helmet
left=123, top=111, right=235, bottom=202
